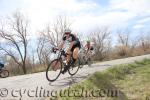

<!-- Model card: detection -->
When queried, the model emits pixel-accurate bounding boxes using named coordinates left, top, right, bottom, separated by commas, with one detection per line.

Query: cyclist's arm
left=58, top=41, right=64, bottom=49
left=58, top=34, right=66, bottom=49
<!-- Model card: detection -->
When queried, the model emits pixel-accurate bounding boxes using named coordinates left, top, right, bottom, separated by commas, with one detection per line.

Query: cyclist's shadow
left=49, top=74, right=89, bottom=87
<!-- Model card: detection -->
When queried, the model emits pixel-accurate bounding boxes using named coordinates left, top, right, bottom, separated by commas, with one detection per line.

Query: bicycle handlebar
left=52, top=47, right=67, bottom=57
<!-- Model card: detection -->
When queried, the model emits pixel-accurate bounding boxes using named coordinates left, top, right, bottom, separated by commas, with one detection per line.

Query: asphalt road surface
left=0, top=54, right=150, bottom=100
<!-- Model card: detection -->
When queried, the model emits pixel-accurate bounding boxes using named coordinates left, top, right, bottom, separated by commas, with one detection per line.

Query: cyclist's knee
left=73, top=47, right=79, bottom=59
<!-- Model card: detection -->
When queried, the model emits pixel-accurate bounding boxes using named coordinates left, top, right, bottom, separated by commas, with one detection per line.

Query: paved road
left=0, top=54, right=150, bottom=100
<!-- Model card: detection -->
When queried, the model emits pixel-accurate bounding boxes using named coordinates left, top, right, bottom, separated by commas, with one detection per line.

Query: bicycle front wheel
left=68, top=58, right=80, bottom=76
left=0, top=70, right=9, bottom=78
left=46, top=59, right=62, bottom=82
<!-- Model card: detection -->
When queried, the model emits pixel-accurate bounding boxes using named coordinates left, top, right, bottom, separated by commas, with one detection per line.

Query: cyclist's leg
left=62, top=45, right=75, bottom=74
left=66, top=53, right=71, bottom=65
left=88, top=51, right=92, bottom=58
left=72, top=41, right=81, bottom=62
left=73, top=47, right=79, bottom=60
left=84, top=50, right=89, bottom=62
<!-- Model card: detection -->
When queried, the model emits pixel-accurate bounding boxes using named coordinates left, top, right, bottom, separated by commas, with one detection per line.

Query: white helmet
left=64, top=29, right=71, bottom=33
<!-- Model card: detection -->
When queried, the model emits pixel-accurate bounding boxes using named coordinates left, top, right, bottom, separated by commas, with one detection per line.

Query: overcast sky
left=0, top=0, right=150, bottom=35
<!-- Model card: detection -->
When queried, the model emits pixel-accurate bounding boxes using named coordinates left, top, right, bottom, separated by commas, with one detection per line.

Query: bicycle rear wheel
left=0, top=70, right=9, bottom=78
left=87, top=58, right=92, bottom=67
left=46, top=59, right=62, bottom=82
left=78, top=55, right=84, bottom=68
left=68, top=58, right=80, bottom=76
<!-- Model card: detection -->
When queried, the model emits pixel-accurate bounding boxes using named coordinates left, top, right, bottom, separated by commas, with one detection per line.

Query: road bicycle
left=79, top=49, right=93, bottom=68
left=0, top=68, right=9, bottom=78
left=46, top=48, right=81, bottom=82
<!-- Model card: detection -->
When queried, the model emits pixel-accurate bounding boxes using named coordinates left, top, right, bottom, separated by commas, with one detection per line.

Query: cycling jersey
left=62, top=33, right=81, bottom=51
left=85, top=44, right=94, bottom=50
left=62, top=34, right=78, bottom=42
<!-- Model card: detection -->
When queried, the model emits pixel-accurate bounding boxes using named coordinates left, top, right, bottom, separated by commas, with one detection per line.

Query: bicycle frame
left=54, top=49, right=75, bottom=68
left=54, top=49, right=67, bottom=63
left=46, top=48, right=80, bottom=82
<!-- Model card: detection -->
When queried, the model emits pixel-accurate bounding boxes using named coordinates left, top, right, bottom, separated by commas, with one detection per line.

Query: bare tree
left=50, top=15, right=72, bottom=46
left=0, top=12, right=28, bottom=74
left=130, top=36, right=139, bottom=49
left=37, top=35, right=51, bottom=67
left=91, top=27, right=111, bottom=60
left=116, top=30, right=131, bottom=56
left=117, top=30, right=130, bottom=47
left=139, top=33, right=150, bottom=51
left=37, top=16, right=72, bottom=66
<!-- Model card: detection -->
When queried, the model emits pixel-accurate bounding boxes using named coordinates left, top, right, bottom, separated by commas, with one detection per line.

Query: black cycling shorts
left=71, top=41, right=81, bottom=52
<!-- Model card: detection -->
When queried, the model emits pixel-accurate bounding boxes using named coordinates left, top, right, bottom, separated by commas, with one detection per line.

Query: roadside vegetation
left=55, top=59, right=150, bottom=100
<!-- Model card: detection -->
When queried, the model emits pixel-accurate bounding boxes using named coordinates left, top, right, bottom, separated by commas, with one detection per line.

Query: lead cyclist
left=56, top=29, right=81, bottom=74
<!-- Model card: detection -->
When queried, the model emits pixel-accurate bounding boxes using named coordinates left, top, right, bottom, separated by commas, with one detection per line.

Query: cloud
left=133, top=24, right=145, bottom=29
left=72, top=10, right=136, bottom=33
left=20, top=0, right=100, bottom=33
left=66, top=0, right=150, bottom=32
left=109, top=0, right=150, bottom=16
left=0, top=0, right=150, bottom=35
left=137, top=17, right=150, bottom=24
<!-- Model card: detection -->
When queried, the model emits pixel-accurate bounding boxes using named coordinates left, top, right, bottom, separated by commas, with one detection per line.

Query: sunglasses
left=65, top=32, right=70, bottom=35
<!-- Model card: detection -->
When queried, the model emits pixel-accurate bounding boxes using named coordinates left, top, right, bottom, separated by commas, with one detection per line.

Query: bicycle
left=0, top=68, right=9, bottom=78
left=79, top=49, right=93, bottom=68
left=46, top=48, right=80, bottom=82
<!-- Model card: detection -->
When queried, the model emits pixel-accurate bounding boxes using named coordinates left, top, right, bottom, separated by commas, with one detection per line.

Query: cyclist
left=56, top=29, right=81, bottom=74
left=84, top=40, right=94, bottom=63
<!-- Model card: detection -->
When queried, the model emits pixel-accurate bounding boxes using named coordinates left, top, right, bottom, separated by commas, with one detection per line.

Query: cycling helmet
left=64, top=29, right=71, bottom=33
left=87, top=40, right=90, bottom=43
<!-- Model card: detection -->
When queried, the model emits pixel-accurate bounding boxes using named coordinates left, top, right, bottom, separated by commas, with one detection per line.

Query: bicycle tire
left=46, top=59, right=62, bottom=82
left=78, top=56, right=84, bottom=68
left=87, top=58, right=92, bottom=67
left=68, top=58, right=80, bottom=76
left=0, top=70, right=9, bottom=78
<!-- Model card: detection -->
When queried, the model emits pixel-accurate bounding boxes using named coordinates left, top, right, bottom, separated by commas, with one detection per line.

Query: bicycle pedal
left=62, top=68, right=68, bottom=74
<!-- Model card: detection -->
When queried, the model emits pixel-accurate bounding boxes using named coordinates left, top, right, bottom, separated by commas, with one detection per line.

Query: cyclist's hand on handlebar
left=54, top=47, right=59, bottom=50
left=52, top=47, right=59, bottom=53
